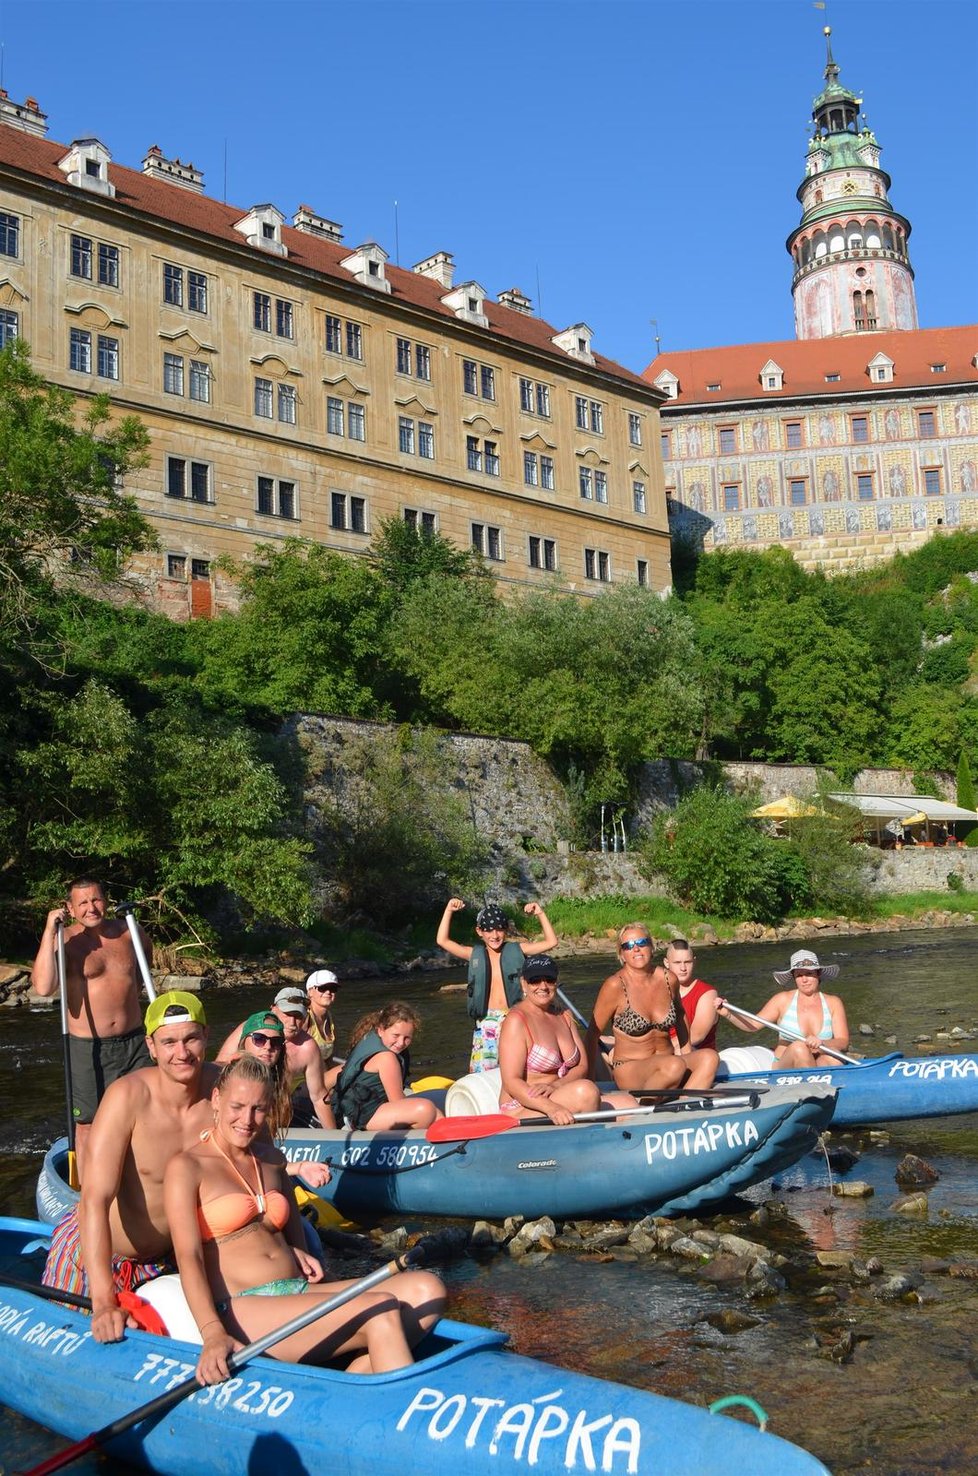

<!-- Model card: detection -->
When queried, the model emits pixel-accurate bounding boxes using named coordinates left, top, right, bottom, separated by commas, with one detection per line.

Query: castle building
left=646, top=30, right=978, bottom=574
left=0, top=93, right=670, bottom=617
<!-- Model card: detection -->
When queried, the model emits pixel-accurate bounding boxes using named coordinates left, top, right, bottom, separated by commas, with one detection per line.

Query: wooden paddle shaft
left=721, top=999, right=857, bottom=1065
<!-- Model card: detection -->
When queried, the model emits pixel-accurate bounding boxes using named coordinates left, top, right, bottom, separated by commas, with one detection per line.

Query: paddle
left=427, top=1093, right=760, bottom=1141
left=556, top=987, right=588, bottom=1029
left=1, top=1277, right=167, bottom=1334
left=115, top=903, right=157, bottom=1002
left=20, top=1239, right=442, bottom=1476
left=719, top=998, right=859, bottom=1065
left=54, top=918, right=79, bottom=1191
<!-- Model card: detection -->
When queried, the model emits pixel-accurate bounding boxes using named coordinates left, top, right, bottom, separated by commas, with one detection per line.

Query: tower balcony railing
left=791, top=245, right=909, bottom=286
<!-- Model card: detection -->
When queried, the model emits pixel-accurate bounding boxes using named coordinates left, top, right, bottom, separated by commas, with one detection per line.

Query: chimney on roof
left=292, top=205, right=343, bottom=243
left=141, top=145, right=204, bottom=193
left=498, top=286, right=533, bottom=315
left=413, top=251, right=454, bottom=290
left=0, top=89, right=48, bottom=138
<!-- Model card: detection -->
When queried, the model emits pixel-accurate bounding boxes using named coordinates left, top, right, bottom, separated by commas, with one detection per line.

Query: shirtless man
left=32, top=878, right=152, bottom=1181
left=665, top=939, right=719, bottom=1053
left=42, top=991, right=219, bottom=1343
left=216, top=987, right=336, bottom=1130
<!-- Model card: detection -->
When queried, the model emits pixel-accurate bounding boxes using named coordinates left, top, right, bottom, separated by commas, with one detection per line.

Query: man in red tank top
left=665, top=939, right=718, bottom=1052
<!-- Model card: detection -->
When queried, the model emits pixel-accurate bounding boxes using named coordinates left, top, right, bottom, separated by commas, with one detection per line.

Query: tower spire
left=786, top=28, right=918, bottom=338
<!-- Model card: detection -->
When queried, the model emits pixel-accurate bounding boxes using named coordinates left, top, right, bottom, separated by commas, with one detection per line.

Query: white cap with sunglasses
left=306, top=969, right=339, bottom=992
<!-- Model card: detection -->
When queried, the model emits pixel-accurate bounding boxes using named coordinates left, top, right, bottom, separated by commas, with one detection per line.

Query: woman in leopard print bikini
left=584, top=923, right=719, bottom=1094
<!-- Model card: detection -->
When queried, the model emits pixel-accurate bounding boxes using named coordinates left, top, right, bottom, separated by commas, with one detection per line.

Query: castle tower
left=788, top=28, right=918, bottom=339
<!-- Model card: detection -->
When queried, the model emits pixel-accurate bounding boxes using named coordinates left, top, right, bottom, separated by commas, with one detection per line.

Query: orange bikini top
left=196, top=1132, right=291, bottom=1243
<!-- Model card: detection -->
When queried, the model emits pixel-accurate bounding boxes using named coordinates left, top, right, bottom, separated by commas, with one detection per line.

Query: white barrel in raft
left=719, top=1045, right=777, bottom=1073
left=445, top=1068, right=502, bottom=1116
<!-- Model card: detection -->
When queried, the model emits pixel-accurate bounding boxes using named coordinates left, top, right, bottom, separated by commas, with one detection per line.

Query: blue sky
left=2, top=0, right=975, bottom=370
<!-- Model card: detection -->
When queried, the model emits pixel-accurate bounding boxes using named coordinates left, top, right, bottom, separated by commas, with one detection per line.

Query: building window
left=399, top=416, right=415, bottom=455
left=189, top=360, right=211, bottom=403
left=70, top=234, right=92, bottom=279
left=404, top=507, right=437, bottom=535
left=523, top=450, right=539, bottom=487
left=396, top=337, right=411, bottom=374
left=930, top=363, right=947, bottom=374
left=467, top=436, right=498, bottom=474
left=856, top=473, right=874, bottom=501
left=632, top=480, right=647, bottom=514
left=519, top=377, right=551, bottom=417
left=706, top=382, right=721, bottom=392
left=875, top=367, right=888, bottom=382
left=166, top=456, right=211, bottom=502
left=346, top=322, right=362, bottom=360
left=98, top=243, right=119, bottom=287
left=528, top=535, right=557, bottom=572
left=462, top=359, right=496, bottom=400
left=329, top=491, right=367, bottom=533
left=594, top=470, right=608, bottom=503
left=918, top=409, right=936, bottom=437
left=348, top=403, right=365, bottom=441
left=188, top=270, right=207, bottom=313
left=257, top=475, right=297, bottom=519
left=253, top=292, right=271, bottom=332
left=163, top=263, right=183, bottom=305
left=923, top=467, right=942, bottom=496
left=166, top=554, right=186, bottom=580
left=850, top=414, right=869, bottom=443
left=718, top=426, right=736, bottom=454
left=395, top=338, right=432, bottom=380
left=471, top=523, right=503, bottom=561
left=277, top=384, right=297, bottom=424
left=254, top=377, right=273, bottom=418
left=784, top=420, right=803, bottom=449
left=191, top=558, right=211, bottom=580
left=579, top=467, right=593, bottom=500
left=575, top=396, right=604, bottom=433
left=69, top=328, right=91, bottom=373
left=96, top=335, right=119, bottom=380
left=788, top=478, right=807, bottom=506
left=628, top=413, right=643, bottom=447
left=636, top=559, right=649, bottom=587
left=824, top=372, right=840, bottom=383
left=0, top=309, right=18, bottom=347
left=722, top=483, right=740, bottom=511
left=325, top=315, right=342, bottom=353
left=327, top=396, right=344, bottom=435
left=276, top=299, right=293, bottom=339
left=584, top=548, right=611, bottom=582
left=660, top=430, right=671, bottom=458
left=163, top=352, right=184, bottom=395
left=0, top=211, right=19, bottom=257
left=541, top=455, right=555, bottom=491
left=418, top=421, right=435, bottom=459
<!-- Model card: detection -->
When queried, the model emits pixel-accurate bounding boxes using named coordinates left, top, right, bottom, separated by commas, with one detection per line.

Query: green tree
left=370, top=515, right=487, bottom=594
left=956, top=748, right=978, bottom=847
left=0, top=341, right=152, bottom=645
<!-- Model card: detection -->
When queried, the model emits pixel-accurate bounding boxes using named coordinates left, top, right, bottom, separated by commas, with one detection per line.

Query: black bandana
left=476, top=904, right=508, bottom=933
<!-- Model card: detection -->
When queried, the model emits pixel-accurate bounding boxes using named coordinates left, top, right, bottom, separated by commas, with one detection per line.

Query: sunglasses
left=620, top=936, right=652, bottom=951
left=250, top=1032, right=284, bottom=1048
left=309, top=985, right=336, bottom=993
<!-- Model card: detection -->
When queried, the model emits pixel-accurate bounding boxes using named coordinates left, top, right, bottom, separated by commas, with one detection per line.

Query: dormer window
left=760, top=359, right=784, bottom=392
left=706, top=383, right=721, bottom=393
left=930, top=363, right=947, bottom=374
left=551, top=324, right=594, bottom=366
left=867, top=352, right=893, bottom=384
left=340, top=242, right=391, bottom=294
left=653, top=369, right=679, bottom=399
left=57, top=138, right=115, bottom=199
left=233, top=205, right=287, bottom=258
left=441, top=282, right=488, bottom=326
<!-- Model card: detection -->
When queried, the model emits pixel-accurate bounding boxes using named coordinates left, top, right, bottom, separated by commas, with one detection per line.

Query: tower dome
left=788, top=28, right=918, bottom=339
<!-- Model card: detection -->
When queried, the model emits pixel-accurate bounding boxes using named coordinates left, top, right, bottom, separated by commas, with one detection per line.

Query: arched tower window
left=882, top=224, right=894, bottom=250
left=853, top=290, right=865, bottom=329
left=865, top=290, right=877, bottom=329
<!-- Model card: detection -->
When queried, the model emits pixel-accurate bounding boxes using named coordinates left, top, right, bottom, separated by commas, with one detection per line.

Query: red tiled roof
left=644, top=325, right=978, bottom=406
left=0, top=125, right=651, bottom=391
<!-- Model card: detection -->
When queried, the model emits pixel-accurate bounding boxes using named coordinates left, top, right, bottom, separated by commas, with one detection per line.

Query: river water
left=2, top=926, right=977, bottom=1473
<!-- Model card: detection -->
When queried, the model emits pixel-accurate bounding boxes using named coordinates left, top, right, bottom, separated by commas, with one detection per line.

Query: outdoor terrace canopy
left=828, top=794, right=978, bottom=823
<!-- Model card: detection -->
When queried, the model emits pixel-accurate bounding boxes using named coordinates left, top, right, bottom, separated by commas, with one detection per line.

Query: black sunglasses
left=250, top=1032, right=284, bottom=1048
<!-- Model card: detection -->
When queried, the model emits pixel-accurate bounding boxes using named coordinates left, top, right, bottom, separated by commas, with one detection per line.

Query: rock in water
left=895, top=1153, right=940, bottom=1187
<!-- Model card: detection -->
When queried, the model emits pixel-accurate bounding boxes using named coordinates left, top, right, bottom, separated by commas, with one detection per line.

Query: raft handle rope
left=708, top=1394, right=769, bottom=1431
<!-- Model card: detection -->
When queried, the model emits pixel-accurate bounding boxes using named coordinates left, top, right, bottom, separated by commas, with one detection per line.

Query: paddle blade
left=426, top=1113, right=518, bottom=1142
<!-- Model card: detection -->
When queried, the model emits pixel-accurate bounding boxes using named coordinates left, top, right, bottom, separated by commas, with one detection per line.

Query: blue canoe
left=0, top=1216, right=829, bottom=1475
left=273, top=1083, right=835, bottom=1221
left=714, top=1049, right=978, bottom=1126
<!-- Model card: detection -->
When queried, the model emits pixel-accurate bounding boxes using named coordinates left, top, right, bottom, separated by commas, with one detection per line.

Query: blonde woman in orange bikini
left=164, top=1055, right=445, bottom=1384
left=496, top=956, right=636, bottom=1124
left=585, top=923, right=719, bottom=1093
